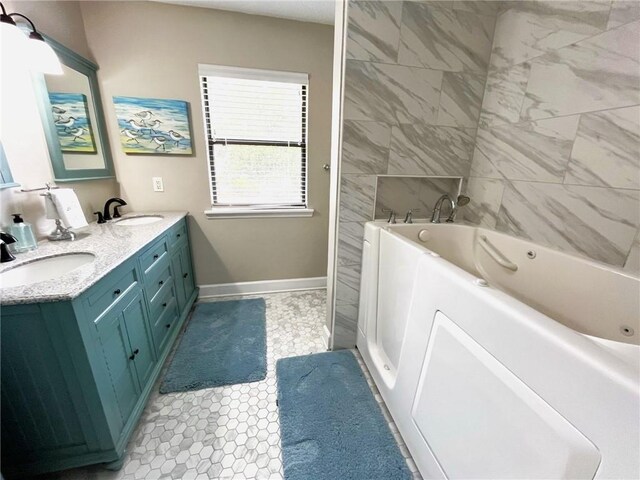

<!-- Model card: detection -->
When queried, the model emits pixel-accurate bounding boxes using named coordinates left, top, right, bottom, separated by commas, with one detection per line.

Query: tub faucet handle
left=382, top=209, right=396, bottom=224
left=404, top=208, right=421, bottom=224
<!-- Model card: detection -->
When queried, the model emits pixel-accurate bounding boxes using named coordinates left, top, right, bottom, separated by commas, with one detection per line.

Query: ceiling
left=150, top=0, right=336, bottom=25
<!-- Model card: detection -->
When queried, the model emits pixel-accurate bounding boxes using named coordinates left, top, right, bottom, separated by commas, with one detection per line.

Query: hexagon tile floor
left=47, top=290, right=421, bottom=480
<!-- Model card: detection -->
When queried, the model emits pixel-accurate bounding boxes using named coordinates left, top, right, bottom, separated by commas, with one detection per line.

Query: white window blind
left=199, top=65, right=308, bottom=208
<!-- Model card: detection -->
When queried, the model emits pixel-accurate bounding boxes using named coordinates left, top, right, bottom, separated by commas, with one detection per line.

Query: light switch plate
left=152, top=177, right=164, bottom=192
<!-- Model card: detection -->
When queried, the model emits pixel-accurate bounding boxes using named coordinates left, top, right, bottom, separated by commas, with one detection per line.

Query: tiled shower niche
left=374, top=176, right=462, bottom=222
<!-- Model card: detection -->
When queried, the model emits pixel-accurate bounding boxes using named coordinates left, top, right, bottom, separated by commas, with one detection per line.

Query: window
left=199, top=65, right=311, bottom=217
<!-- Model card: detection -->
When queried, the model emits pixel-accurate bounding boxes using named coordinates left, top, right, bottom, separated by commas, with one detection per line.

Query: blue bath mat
left=160, top=298, right=266, bottom=393
left=276, top=350, right=411, bottom=480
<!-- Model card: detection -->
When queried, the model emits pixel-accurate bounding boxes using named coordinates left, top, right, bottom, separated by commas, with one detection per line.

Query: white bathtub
left=357, top=221, right=639, bottom=480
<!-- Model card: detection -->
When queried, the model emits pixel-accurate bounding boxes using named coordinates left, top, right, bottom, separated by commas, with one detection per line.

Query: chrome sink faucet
left=431, top=195, right=471, bottom=223
left=49, top=219, right=76, bottom=241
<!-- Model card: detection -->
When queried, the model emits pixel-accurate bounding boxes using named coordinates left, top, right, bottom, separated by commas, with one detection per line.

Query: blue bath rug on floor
left=276, top=350, right=412, bottom=480
left=159, top=298, right=266, bottom=393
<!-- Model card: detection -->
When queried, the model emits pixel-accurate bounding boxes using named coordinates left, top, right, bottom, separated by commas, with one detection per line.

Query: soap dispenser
left=8, top=213, right=38, bottom=253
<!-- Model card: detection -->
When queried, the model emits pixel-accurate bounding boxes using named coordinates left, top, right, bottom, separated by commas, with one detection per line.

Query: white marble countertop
left=0, top=212, right=188, bottom=306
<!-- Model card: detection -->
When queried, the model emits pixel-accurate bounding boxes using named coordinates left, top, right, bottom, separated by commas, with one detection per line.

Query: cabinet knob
left=134, top=349, right=139, bottom=355
left=129, top=353, right=135, bottom=360
left=129, top=349, right=138, bottom=360
left=162, top=302, right=167, bottom=308
left=183, top=273, right=188, bottom=279
left=158, top=280, right=164, bottom=286
left=153, top=254, right=159, bottom=260
left=177, top=233, right=181, bottom=238
left=113, top=289, right=121, bottom=296
left=166, top=323, right=171, bottom=329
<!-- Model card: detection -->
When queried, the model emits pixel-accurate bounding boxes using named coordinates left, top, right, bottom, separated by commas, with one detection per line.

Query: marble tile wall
left=335, top=0, right=640, bottom=349
left=335, top=0, right=499, bottom=348
left=464, top=1, right=640, bottom=270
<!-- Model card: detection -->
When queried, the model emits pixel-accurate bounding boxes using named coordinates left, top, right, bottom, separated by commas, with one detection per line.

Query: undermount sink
left=0, top=253, right=96, bottom=289
left=113, top=215, right=164, bottom=226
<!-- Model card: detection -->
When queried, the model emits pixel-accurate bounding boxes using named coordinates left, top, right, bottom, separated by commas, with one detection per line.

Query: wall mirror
left=33, top=35, right=115, bottom=181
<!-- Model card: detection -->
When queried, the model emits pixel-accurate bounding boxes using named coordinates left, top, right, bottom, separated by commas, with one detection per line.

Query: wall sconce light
left=0, top=1, right=63, bottom=75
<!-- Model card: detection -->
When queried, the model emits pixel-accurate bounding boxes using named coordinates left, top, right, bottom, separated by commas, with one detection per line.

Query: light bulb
left=0, top=17, right=30, bottom=69
left=28, top=33, right=62, bottom=75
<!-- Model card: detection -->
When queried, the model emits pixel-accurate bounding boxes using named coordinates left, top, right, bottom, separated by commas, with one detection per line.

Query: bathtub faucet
left=431, top=195, right=471, bottom=223
left=431, top=195, right=455, bottom=223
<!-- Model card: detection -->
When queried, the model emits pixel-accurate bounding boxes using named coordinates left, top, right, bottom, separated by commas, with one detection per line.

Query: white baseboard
left=198, top=276, right=327, bottom=299
left=322, top=324, right=331, bottom=350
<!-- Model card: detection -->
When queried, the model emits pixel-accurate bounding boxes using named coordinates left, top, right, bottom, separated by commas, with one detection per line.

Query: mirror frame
left=33, top=34, right=115, bottom=182
left=0, top=141, right=19, bottom=190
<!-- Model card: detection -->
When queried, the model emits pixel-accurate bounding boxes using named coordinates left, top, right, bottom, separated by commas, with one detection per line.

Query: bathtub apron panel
left=413, top=311, right=601, bottom=479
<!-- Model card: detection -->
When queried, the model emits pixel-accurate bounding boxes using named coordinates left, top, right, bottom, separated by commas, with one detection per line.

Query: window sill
left=204, top=207, right=314, bottom=219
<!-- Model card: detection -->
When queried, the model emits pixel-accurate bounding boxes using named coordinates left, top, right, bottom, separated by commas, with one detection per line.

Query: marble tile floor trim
left=45, top=291, right=419, bottom=480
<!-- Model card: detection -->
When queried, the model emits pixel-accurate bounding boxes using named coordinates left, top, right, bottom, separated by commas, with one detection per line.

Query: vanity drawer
left=85, top=262, right=138, bottom=319
left=168, top=220, right=187, bottom=252
left=151, top=296, right=179, bottom=353
left=139, top=237, right=169, bottom=277
left=148, top=278, right=176, bottom=321
left=146, top=263, right=172, bottom=301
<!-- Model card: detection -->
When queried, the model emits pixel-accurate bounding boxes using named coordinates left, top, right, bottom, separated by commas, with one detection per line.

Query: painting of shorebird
left=113, top=96, right=192, bottom=155
left=48, top=93, right=97, bottom=153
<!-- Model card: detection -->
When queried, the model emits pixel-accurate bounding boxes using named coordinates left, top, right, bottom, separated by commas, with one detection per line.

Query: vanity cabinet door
left=171, top=251, right=187, bottom=312
left=171, top=241, right=195, bottom=312
left=122, top=290, right=156, bottom=390
left=95, top=306, right=140, bottom=428
left=95, top=288, right=156, bottom=430
left=178, top=241, right=195, bottom=303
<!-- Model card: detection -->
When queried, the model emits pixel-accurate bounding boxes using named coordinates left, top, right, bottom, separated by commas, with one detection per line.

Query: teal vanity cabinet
left=168, top=219, right=196, bottom=313
left=0, top=218, right=197, bottom=477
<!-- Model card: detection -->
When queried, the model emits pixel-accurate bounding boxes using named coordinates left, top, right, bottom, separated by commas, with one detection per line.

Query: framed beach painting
left=113, top=96, right=193, bottom=155
left=48, top=93, right=97, bottom=153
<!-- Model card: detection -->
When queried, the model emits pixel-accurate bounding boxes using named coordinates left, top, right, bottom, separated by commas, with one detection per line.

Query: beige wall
left=78, top=1, right=333, bottom=285
left=0, top=1, right=119, bottom=236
